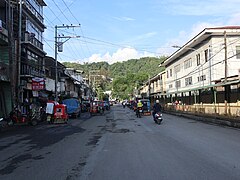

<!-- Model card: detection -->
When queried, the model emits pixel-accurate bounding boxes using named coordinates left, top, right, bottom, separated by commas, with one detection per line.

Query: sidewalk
left=164, top=110, right=240, bottom=128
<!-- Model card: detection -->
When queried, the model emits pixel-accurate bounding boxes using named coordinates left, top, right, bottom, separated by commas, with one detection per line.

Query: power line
left=166, top=47, right=225, bottom=84
left=44, top=5, right=85, bottom=61
left=166, top=50, right=240, bottom=84
left=52, top=0, right=72, bottom=24
left=60, top=0, right=93, bottom=59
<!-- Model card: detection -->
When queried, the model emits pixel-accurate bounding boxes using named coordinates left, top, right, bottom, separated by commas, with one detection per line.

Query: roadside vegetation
left=63, top=56, right=166, bottom=99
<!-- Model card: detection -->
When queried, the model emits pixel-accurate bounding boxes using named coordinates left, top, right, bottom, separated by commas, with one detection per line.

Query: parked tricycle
left=90, top=100, right=104, bottom=115
left=46, top=101, right=68, bottom=124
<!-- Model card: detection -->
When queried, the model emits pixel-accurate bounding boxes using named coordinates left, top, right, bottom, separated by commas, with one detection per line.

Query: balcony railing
left=21, top=63, right=44, bottom=77
left=24, top=0, right=44, bottom=24
left=23, top=32, right=43, bottom=51
left=0, top=20, right=8, bottom=44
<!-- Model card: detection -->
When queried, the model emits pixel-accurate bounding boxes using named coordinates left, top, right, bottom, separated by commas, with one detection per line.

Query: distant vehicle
left=81, top=100, right=90, bottom=112
left=90, top=100, right=104, bottom=115
left=62, top=98, right=81, bottom=118
left=140, top=99, right=151, bottom=115
left=103, top=101, right=110, bottom=110
left=109, top=101, right=113, bottom=106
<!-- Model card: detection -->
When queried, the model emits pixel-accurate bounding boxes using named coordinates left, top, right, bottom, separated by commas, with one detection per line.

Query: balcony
left=24, top=0, right=44, bottom=25
left=21, top=63, right=45, bottom=78
left=22, top=32, right=44, bottom=53
left=0, top=20, right=8, bottom=45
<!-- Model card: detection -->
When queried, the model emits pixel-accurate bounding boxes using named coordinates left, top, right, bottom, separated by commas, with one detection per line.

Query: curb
left=164, top=110, right=240, bottom=128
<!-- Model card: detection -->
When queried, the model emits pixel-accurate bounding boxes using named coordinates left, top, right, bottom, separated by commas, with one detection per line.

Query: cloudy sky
left=43, top=0, right=240, bottom=64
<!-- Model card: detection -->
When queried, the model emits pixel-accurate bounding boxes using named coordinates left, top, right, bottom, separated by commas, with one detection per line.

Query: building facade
left=15, top=0, right=47, bottom=112
left=0, top=1, right=13, bottom=117
left=137, top=26, right=240, bottom=107
left=163, top=26, right=240, bottom=104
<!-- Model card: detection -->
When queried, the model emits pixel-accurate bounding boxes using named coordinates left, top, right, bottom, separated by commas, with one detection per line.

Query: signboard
left=32, top=77, right=45, bottom=91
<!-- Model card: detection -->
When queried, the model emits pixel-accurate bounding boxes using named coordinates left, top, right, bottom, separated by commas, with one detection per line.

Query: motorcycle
left=9, top=107, right=39, bottom=126
left=154, top=112, right=163, bottom=125
left=0, top=117, right=13, bottom=132
left=136, top=107, right=143, bottom=118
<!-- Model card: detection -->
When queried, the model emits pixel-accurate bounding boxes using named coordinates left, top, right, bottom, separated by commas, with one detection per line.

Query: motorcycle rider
left=152, top=100, right=162, bottom=120
left=136, top=100, right=143, bottom=116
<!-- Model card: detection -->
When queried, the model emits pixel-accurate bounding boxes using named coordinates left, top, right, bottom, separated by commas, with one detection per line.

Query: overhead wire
left=44, top=4, right=84, bottom=61
left=166, top=46, right=240, bottom=85
left=60, top=0, right=95, bottom=61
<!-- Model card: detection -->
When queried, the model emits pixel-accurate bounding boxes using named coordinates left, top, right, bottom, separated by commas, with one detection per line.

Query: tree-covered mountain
left=63, top=56, right=166, bottom=99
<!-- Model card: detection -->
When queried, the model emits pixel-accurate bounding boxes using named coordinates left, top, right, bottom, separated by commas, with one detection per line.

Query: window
left=174, top=64, right=180, bottom=73
left=26, top=19, right=42, bottom=42
left=184, top=58, right=192, bottom=69
left=170, top=69, right=172, bottom=77
left=169, top=84, right=173, bottom=89
left=236, top=46, right=240, bottom=59
left=197, top=75, right=206, bottom=82
left=196, top=54, right=201, bottom=66
left=175, top=80, right=181, bottom=88
left=167, top=71, right=169, bottom=78
left=205, top=49, right=208, bottom=62
left=185, top=77, right=192, bottom=86
left=159, top=74, right=162, bottom=80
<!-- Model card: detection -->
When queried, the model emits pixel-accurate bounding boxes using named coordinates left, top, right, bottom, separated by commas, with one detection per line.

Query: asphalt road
left=1, top=105, right=240, bottom=180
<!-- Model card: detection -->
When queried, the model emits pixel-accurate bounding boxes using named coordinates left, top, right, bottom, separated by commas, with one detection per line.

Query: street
left=1, top=105, right=240, bottom=180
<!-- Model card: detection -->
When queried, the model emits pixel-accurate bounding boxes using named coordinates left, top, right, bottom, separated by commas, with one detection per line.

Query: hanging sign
left=32, top=77, right=45, bottom=90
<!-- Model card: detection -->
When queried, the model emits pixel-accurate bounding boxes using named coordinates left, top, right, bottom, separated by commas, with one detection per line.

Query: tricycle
left=46, top=101, right=68, bottom=124
left=90, top=100, right=104, bottom=115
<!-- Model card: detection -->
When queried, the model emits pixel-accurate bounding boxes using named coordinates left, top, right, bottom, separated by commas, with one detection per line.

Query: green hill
left=63, top=56, right=166, bottom=99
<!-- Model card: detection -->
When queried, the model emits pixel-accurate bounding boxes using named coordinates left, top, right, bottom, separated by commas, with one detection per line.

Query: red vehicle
left=53, top=104, right=68, bottom=123
left=46, top=102, right=68, bottom=124
left=90, top=100, right=104, bottom=115
left=9, top=107, right=39, bottom=126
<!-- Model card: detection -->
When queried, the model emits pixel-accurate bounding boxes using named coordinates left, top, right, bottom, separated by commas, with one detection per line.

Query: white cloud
left=113, top=16, right=135, bottom=21
left=83, top=47, right=155, bottom=64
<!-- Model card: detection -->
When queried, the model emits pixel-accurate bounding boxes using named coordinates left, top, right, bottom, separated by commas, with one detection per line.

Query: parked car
left=62, top=98, right=81, bottom=118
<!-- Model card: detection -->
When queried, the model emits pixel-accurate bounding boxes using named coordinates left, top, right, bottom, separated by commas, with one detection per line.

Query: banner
left=32, top=77, right=45, bottom=91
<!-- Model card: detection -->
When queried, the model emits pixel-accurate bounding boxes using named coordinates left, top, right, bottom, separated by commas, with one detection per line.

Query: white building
left=163, top=26, right=240, bottom=96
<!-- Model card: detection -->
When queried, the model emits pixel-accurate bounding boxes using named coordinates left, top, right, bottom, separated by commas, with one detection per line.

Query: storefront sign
left=32, top=77, right=45, bottom=91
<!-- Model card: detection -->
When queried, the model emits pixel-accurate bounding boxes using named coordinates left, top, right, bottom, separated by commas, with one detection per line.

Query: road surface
left=1, top=105, right=240, bottom=180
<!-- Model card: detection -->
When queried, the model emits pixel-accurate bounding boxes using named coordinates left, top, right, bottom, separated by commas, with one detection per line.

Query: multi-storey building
left=13, top=0, right=47, bottom=111
left=163, top=26, right=240, bottom=104
left=44, top=56, right=67, bottom=100
left=138, top=71, right=166, bottom=104
left=0, top=1, right=13, bottom=117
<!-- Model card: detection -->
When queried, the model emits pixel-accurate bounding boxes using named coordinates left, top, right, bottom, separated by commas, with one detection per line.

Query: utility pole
left=224, top=31, right=227, bottom=82
left=7, top=0, right=14, bottom=108
left=17, top=0, right=22, bottom=105
left=148, top=74, right=151, bottom=101
left=54, top=24, right=80, bottom=101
